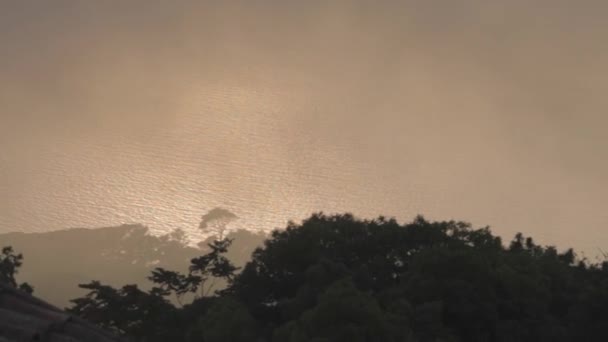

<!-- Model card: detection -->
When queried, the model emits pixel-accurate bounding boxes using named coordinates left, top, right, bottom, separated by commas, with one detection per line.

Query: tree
left=147, top=268, right=200, bottom=305
left=68, top=281, right=176, bottom=339
left=147, top=238, right=239, bottom=302
left=229, top=213, right=608, bottom=341
left=0, top=246, right=33, bottom=294
left=65, top=212, right=608, bottom=341
left=68, top=237, right=239, bottom=341
left=189, top=238, right=240, bottom=297
left=199, top=207, right=238, bottom=240
left=186, top=298, right=260, bottom=342
left=273, top=279, right=410, bottom=342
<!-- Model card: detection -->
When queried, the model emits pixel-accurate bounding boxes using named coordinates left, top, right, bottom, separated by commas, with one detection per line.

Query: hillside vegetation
left=0, top=225, right=265, bottom=306
left=4, top=213, right=608, bottom=341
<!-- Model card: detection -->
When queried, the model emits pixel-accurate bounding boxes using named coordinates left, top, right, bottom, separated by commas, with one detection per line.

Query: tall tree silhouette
left=0, top=246, right=33, bottom=294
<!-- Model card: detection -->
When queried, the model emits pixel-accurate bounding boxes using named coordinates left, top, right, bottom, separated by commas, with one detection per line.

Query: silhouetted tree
left=65, top=213, right=608, bottom=341
left=199, top=207, right=238, bottom=240
left=0, top=246, right=33, bottom=294
left=68, top=238, right=239, bottom=341
left=147, top=268, right=200, bottom=305
left=186, top=298, right=259, bottom=342
left=273, top=278, right=410, bottom=342
left=68, top=280, right=177, bottom=339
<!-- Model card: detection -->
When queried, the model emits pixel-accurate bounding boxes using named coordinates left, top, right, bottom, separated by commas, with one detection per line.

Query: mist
left=1, top=0, right=607, bottom=253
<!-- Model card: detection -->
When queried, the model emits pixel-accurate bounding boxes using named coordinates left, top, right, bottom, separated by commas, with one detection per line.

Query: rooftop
left=0, top=283, right=124, bottom=342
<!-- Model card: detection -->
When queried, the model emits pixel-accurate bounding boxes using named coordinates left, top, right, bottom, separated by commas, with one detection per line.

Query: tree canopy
left=11, top=213, right=608, bottom=341
left=199, top=207, right=239, bottom=240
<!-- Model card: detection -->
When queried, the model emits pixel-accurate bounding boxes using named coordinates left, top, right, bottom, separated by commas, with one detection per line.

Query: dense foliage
left=6, top=213, right=608, bottom=341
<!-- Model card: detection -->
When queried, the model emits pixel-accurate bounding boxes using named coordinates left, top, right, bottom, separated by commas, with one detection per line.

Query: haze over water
left=1, top=1, right=607, bottom=253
